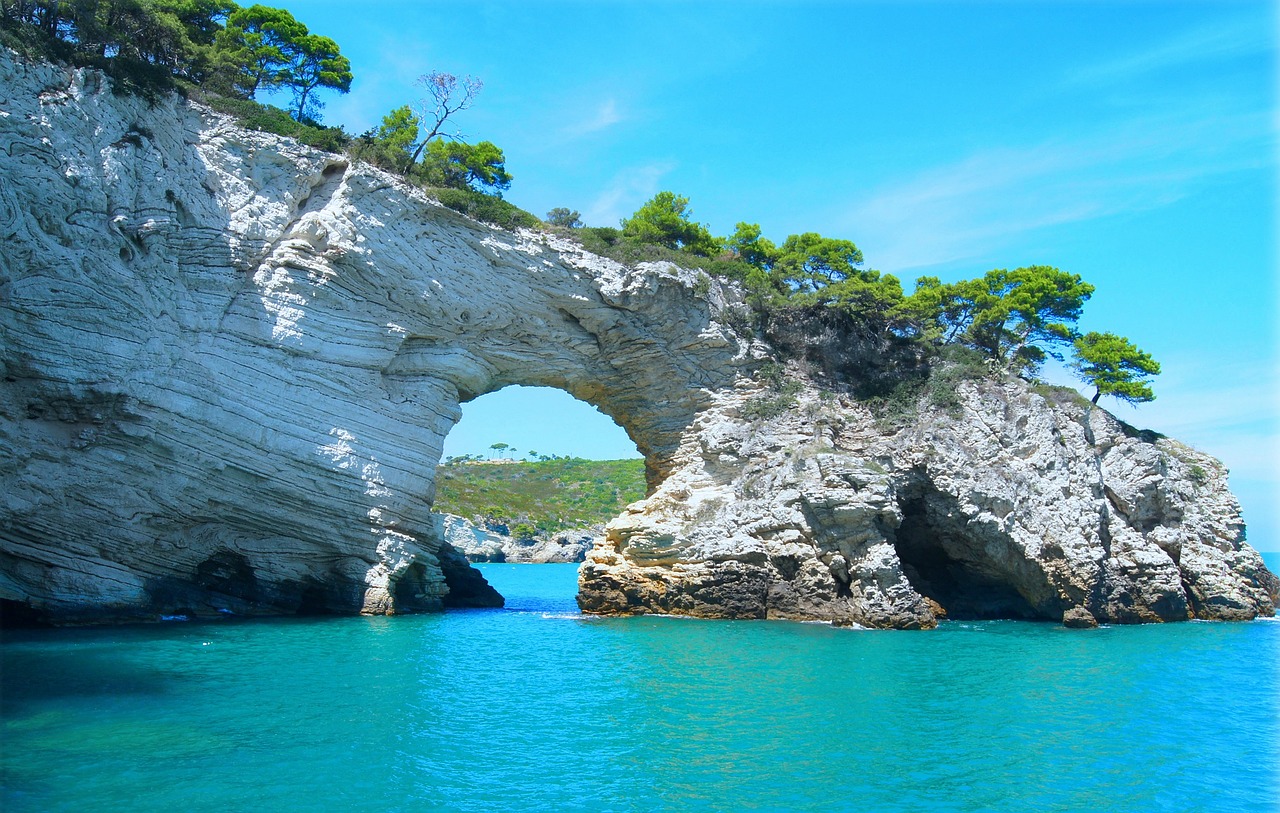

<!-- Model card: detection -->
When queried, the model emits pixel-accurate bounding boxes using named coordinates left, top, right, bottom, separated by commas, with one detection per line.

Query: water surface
left=2, top=560, right=1277, bottom=812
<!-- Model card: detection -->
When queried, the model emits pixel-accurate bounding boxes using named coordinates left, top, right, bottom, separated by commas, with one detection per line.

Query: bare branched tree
left=403, top=71, right=483, bottom=172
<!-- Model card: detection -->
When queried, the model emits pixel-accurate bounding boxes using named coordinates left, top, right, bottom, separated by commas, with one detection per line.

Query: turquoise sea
left=2, top=556, right=1278, bottom=813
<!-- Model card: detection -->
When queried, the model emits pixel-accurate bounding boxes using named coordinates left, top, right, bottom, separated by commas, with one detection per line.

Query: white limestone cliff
left=579, top=376, right=1277, bottom=627
left=436, top=513, right=598, bottom=563
left=0, top=50, right=747, bottom=622
left=1, top=50, right=1274, bottom=627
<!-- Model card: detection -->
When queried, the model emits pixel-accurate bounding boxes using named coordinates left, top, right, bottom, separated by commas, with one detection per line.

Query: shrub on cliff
left=194, top=90, right=350, bottom=151
left=427, top=188, right=540, bottom=231
left=620, top=192, right=721, bottom=257
left=434, top=458, right=646, bottom=532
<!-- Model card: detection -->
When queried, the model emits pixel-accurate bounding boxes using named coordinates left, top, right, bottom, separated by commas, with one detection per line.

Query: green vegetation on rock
left=434, top=458, right=646, bottom=533
left=1, top=1, right=539, bottom=229
left=1, top=4, right=1161, bottom=406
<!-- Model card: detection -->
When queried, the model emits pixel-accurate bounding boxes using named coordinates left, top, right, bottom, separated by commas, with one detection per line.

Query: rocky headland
left=1, top=50, right=1275, bottom=627
left=437, top=513, right=597, bottom=564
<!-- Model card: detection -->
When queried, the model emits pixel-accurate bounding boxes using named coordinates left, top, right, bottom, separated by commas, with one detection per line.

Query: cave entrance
left=429, top=385, right=645, bottom=599
left=891, top=477, right=1045, bottom=621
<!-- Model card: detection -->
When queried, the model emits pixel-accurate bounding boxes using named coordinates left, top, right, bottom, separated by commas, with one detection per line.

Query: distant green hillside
left=433, top=458, right=646, bottom=534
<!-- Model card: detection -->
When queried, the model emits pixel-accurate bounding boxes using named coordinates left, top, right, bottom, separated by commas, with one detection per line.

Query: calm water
left=2, top=558, right=1278, bottom=813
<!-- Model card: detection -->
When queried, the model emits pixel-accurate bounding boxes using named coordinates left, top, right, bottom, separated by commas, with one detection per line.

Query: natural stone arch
left=0, top=51, right=1274, bottom=627
left=0, top=51, right=757, bottom=622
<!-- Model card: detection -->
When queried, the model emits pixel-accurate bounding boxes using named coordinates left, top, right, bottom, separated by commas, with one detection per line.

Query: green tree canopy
left=725, top=222, right=778, bottom=270
left=216, top=4, right=305, bottom=95
left=620, top=192, right=720, bottom=256
left=417, top=139, right=512, bottom=193
left=370, top=104, right=420, bottom=166
left=546, top=208, right=583, bottom=228
left=286, top=31, right=351, bottom=122
left=774, top=232, right=865, bottom=295
left=1071, top=332, right=1160, bottom=405
left=911, top=265, right=1093, bottom=369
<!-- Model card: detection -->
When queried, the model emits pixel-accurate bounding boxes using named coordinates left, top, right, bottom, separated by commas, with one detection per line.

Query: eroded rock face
left=0, top=52, right=747, bottom=623
left=435, top=513, right=598, bottom=564
left=580, top=380, right=1278, bottom=627
left=1, top=51, right=1274, bottom=626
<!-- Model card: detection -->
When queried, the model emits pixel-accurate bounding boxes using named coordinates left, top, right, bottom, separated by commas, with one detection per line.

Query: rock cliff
left=1, top=51, right=1274, bottom=626
left=436, top=513, right=597, bottom=564
left=579, top=377, right=1277, bottom=627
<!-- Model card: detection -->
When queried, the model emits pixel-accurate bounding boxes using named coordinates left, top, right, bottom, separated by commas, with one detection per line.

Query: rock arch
left=0, top=50, right=1274, bottom=626
left=0, top=51, right=755, bottom=622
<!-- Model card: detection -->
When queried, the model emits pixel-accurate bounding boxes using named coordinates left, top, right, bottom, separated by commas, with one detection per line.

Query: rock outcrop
left=579, top=379, right=1278, bottom=627
left=436, top=513, right=597, bottom=563
left=1, top=50, right=1275, bottom=626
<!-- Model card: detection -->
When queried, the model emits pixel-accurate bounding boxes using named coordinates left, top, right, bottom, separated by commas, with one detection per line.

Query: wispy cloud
left=843, top=107, right=1272, bottom=273
left=563, top=99, right=623, bottom=139
left=1063, top=16, right=1273, bottom=87
left=582, top=161, right=676, bottom=227
left=840, top=14, right=1275, bottom=275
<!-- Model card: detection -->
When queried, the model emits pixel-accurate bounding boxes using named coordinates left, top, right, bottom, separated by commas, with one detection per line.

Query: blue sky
left=277, top=1, right=1277, bottom=549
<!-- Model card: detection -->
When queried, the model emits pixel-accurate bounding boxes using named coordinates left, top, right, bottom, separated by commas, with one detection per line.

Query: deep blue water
left=2, top=557, right=1278, bottom=813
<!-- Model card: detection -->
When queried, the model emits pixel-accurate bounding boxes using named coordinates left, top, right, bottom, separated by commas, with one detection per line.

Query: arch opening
left=431, top=385, right=646, bottom=585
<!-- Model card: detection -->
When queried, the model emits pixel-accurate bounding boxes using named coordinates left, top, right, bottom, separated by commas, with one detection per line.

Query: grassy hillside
left=433, top=458, right=646, bottom=534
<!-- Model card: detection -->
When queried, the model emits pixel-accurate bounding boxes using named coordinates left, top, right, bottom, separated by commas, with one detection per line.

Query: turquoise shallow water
left=2, top=559, right=1278, bottom=813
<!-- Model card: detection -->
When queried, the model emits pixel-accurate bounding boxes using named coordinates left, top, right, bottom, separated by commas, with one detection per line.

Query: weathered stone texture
left=436, top=513, right=598, bottom=564
left=1, top=51, right=1274, bottom=626
left=581, top=380, right=1277, bottom=627
left=0, top=51, right=746, bottom=622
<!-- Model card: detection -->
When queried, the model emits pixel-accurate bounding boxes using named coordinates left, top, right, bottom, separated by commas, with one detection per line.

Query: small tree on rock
left=285, top=32, right=351, bottom=122
left=418, top=139, right=512, bottom=193
left=546, top=208, right=583, bottom=228
left=620, top=191, right=720, bottom=256
left=1071, top=332, right=1160, bottom=405
left=216, top=4, right=306, bottom=96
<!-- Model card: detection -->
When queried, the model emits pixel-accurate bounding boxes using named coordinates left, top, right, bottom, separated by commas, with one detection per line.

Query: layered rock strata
left=1, top=51, right=1274, bottom=626
left=0, top=51, right=743, bottom=622
left=579, top=379, right=1278, bottom=627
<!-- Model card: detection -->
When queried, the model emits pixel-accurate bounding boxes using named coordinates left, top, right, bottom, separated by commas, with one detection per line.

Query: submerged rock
left=0, top=49, right=1274, bottom=627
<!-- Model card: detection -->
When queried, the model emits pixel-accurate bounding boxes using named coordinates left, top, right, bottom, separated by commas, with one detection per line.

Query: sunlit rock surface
left=0, top=51, right=743, bottom=622
left=436, top=513, right=598, bottom=563
left=579, top=379, right=1277, bottom=627
left=2, top=50, right=1275, bottom=626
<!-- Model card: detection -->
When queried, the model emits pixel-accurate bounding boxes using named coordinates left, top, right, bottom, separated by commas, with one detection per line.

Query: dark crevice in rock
left=0, top=598, right=50, bottom=628
left=770, top=554, right=800, bottom=581
left=390, top=562, right=437, bottom=613
left=195, top=549, right=259, bottom=604
left=891, top=476, right=1045, bottom=621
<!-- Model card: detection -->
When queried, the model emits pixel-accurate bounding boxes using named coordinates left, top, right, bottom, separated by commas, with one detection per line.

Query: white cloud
left=843, top=108, right=1271, bottom=273
left=563, top=99, right=623, bottom=139
left=582, top=161, right=676, bottom=227
left=839, top=14, right=1275, bottom=275
left=1063, top=16, right=1273, bottom=87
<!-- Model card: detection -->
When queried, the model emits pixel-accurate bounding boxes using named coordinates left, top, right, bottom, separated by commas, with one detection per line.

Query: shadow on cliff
left=891, top=471, right=1055, bottom=621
